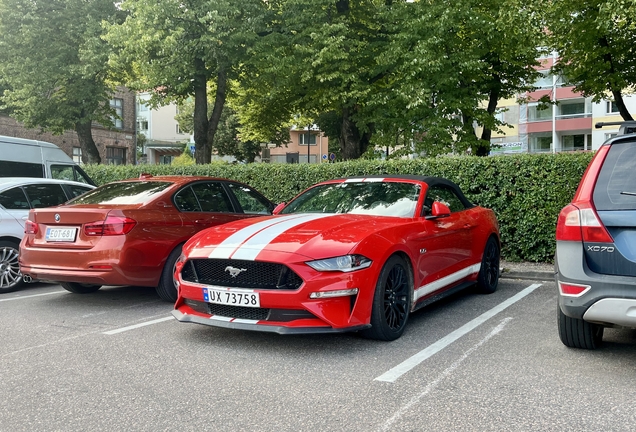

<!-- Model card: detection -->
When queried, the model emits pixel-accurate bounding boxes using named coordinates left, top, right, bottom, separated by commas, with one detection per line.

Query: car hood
left=185, top=213, right=408, bottom=260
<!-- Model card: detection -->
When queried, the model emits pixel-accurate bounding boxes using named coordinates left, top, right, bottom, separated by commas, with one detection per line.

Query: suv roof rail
left=595, top=121, right=636, bottom=135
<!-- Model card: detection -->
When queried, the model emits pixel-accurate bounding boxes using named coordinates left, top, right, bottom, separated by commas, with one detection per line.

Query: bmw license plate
left=203, top=287, right=260, bottom=308
left=45, top=227, right=77, bottom=242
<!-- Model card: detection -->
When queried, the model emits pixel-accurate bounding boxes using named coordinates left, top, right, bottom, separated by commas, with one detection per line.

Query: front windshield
left=280, top=181, right=421, bottom=217
left=68, top=181, right=172, bottom=205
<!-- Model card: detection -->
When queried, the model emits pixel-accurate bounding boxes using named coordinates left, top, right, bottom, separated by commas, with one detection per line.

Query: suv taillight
left=25, top=220, right=38, bottom=235
left=84, top=216, right=136, bottom=236
left=556, top=203, right=613, bottom=243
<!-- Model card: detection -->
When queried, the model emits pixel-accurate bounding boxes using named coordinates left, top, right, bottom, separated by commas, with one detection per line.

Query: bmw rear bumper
left=556, top=241, right=636, bottom=328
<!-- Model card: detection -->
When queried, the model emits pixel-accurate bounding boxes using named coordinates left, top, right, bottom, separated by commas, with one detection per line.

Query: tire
left=0, top=240, right=24, bottom=293
left=60, top=282, right=102, bottom=294
left=156, top=244, right=183, bottom=303
left=476, top=236, right=500, bottom=294
left=557, top=305, right=603, bottom=350
left=361, top=255, right=412, bottom=341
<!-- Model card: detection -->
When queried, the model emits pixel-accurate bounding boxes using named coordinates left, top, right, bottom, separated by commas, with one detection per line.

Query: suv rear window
left=593, top=141, right=636, bottom=211
left=69, top=181, right=172, bottom=205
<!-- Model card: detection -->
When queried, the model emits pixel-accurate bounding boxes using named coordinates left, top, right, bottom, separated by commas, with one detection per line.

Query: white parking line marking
left=0, top=290, right=66, bottom=302
left=374, top=283, right=542, bottom=383
left=103, top=316, right=174, bottom=335
left=380, top=317, right=513, bottom=431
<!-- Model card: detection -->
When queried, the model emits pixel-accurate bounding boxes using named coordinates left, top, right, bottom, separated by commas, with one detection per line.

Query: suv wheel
left=557, top=305, right=604, bottom=350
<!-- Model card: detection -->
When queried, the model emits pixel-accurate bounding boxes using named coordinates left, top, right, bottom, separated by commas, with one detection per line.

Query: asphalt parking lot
left=1, top=277, right=635, bottom=432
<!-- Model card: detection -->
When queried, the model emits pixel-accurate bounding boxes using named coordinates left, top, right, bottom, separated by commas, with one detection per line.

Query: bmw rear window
left=593, top=141, right=636, bottom=210
left=68, top=181, right=172, bottom=205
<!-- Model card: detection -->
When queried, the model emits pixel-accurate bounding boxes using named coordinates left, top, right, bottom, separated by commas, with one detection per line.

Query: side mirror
left=426, top=201, right=451, bottom=219
left=272, top=202, right=286, bottom=215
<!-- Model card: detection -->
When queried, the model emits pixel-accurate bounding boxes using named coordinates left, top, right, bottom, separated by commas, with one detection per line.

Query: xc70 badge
left=587, top=245, right=615, bottom=252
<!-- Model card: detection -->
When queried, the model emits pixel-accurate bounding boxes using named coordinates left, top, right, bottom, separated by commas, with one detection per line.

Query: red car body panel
left=19, top=176, right=273, bottom=289
left=173, top=176, right=500, bottom=335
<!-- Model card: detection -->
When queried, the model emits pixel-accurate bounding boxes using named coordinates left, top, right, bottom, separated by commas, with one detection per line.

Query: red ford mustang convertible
left=173, top=175, right=500, bottom=340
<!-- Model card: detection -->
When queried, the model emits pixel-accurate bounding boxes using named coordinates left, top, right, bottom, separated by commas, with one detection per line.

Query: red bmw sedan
left=173, top=175, right=500, bottom=340
left=19, top=175, right=274, bottom=301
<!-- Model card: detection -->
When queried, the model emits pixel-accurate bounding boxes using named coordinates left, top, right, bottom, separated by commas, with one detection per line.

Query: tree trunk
left=339, top=106, right=373, bottom=160
left=192, top=58, right=210, bottom=164
left=207, top=68, right=228, bottom=163
left=74, top=121, right=101, bottom=164
left=599, top=36, right=634, bottom=121
left=612, top=89, right=633, bottom=121
left=475, top=80, right=501, bottom=156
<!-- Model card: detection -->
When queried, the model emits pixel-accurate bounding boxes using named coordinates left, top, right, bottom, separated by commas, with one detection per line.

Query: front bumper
left=172, top=309, right=370, bottom=334
left=556, top=241, right=636, bottom=328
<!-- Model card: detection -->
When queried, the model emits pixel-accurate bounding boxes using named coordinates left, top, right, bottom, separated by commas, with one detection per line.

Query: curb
left=500, top=269, right=555, bottom=281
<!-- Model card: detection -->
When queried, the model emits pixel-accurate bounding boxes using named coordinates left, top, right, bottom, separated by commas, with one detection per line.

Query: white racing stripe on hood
left=230, top=213, right=335, bottom=261
left=208, top=214, right=309, bottom=259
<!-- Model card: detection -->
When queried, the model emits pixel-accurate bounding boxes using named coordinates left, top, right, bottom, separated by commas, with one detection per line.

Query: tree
left=107, top=0, right=267, bottom=164
left=175, top=96, right=267, bottom=163
left=241, top=0, right=399, bottom=160
left=0, top=0, right=124, bottom=164
left=243, top=0, right=544, bottom=159
left=547, top=0, right=636, bottom=120
left=377, top=0, right=544, bottom=156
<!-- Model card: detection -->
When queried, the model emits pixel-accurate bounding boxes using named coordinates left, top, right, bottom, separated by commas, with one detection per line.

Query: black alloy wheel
left=156, top=243, right=183, bottom=303
left=476, top=236, right=500, bottom=294
left=361, top=255, right=412, bottom=341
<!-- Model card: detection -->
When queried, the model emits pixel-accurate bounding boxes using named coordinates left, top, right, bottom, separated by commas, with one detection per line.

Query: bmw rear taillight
left=84, top=216, right=136, bottom=236
left=25, top=220, right=38, bottom=235
left=555, top=203, right=613, bottom=243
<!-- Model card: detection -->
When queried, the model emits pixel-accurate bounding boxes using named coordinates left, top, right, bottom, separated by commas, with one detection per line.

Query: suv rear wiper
left=620, top=191, right=636, bottom=196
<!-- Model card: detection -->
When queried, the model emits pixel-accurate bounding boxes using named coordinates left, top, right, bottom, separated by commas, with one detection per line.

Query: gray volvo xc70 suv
left=556, top=121, right=636, bottom=349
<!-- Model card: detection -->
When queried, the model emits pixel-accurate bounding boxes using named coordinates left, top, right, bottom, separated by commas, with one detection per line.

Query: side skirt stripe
left=414, top=263, right=481, bottom=302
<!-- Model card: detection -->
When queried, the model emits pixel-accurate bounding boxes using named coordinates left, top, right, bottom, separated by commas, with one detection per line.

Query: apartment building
left=136, top=92, right=191, bottom=164
left=266, top=126, right=330, bottom=164
left=488, top=55, right=636, bottom=154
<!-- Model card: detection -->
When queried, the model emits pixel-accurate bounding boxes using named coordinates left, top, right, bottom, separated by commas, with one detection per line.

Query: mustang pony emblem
left=225, top=266, right=247, bottom=278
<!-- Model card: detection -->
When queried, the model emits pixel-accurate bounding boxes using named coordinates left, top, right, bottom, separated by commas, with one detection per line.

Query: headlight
left=306, top=255, right=372, bottom=272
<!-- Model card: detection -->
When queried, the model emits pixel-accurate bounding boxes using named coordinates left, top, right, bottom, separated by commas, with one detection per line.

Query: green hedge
left=84, top=152, right=595, bottom=263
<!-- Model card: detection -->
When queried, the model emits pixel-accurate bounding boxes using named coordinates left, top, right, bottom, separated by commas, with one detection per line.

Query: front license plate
left=45, top=227, right=77, bottom=242
left=203, top=287, right=260, bottom=308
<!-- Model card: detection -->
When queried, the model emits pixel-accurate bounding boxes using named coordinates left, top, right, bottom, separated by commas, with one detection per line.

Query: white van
left=0, top=135, right=95, bottom=185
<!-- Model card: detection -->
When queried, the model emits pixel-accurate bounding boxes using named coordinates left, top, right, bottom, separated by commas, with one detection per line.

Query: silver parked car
left=0, top=177, right=94, bottom=293
left=555, top=121, right=636, bottom=349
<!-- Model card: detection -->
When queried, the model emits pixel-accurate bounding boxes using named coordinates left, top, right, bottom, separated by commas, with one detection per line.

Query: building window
left=562, top=134, right=585, bottom=151
left=137, top=119, right=148, bottom=132
left=159, top=155, right=174, bottom=165
left=176, top=124, right=183, bottom=134
left=558, top=101, right=587, bottom=118
left=299, top=133, right=317, bottom=145
left=605, top=132, right=618, bottom=141
left=529, top=134, right=552, bottom=153
left=606, top=101, right=619, bottom=114
left=528, top=104, right=552, bottom=122
left=72, top=147, right=82, bottom=164
left=138, top=101, right=149, bottom=112
left=533, top=71, right=553, bottom=89
left=110, top=98, right=123, bottom=129
left=106, top=147, right=126, bottom=165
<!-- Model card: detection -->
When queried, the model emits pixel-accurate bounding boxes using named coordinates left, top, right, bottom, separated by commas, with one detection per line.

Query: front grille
left=181, top=259, right=303, bottom=290
left=208, top=303, right=270, bottom=320
left=184, top=299, right=316, bottom=322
